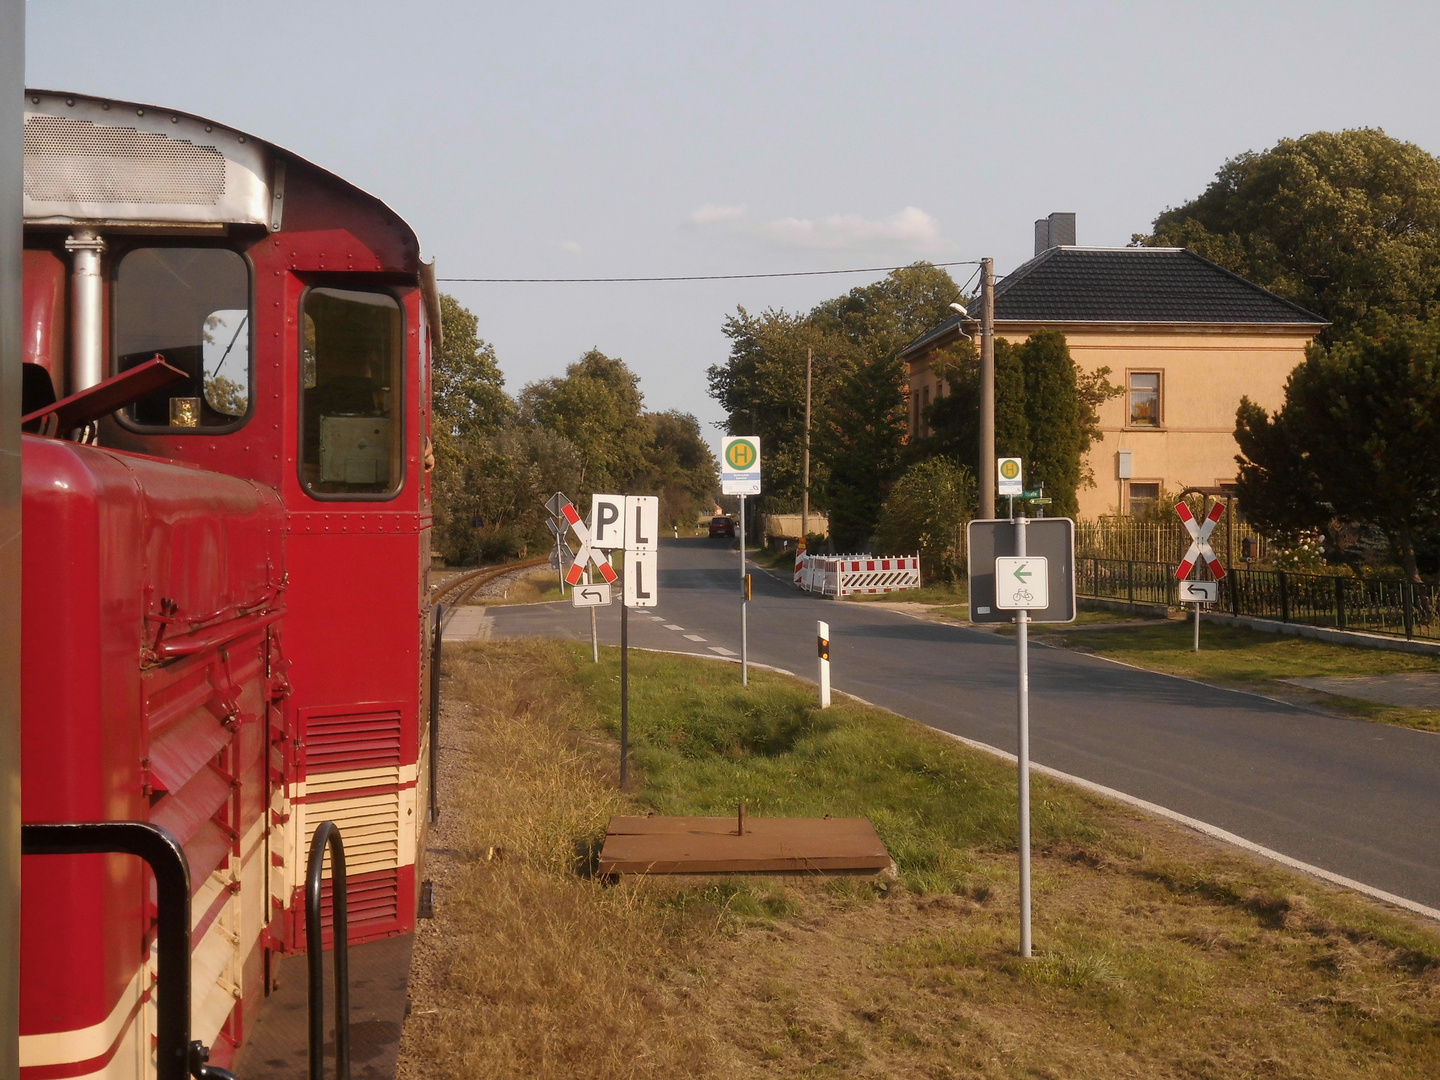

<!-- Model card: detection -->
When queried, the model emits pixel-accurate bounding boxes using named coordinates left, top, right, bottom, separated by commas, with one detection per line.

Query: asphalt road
left=486, top=537, right=1440, bottom=910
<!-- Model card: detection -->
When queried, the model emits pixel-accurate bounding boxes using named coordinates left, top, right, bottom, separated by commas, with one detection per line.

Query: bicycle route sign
left=966, top=518, right=1076, bottom=624
left=721, top=436, right=762, bottom=496
left=994, top=557, right=1049, bottom=610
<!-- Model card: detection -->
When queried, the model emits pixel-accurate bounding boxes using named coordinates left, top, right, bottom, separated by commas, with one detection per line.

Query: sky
left=23, top=0, right=1440, bottom=454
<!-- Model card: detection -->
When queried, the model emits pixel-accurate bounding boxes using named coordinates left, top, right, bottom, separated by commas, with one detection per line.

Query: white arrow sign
left=994, top=556, right=1049, bottom=610
left=572, top=582, right=612, bottom=608
left=1175, top=501, right=1227, bottom=581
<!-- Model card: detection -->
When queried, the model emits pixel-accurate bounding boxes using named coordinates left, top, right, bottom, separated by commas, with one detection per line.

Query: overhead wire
left=437, top=259, right=982, bottom=284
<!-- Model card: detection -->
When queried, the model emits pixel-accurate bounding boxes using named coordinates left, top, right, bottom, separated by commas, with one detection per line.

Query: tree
left=875, top=458, right=977, bottom=580
left=522, top=349, right=650, bottom=495
left=917, top=331, right=1117, bottom=515
left=708, top=308, right=847, bottom=513
left=463, top=426, right=585, bottom=562
left=1234, top=315, right=1440, bottom=580
left=640, top=410, right=719, bottom=528
left=1019, top=330, right=1081, bottom=517
left=434, top=294, right=512, bottom=441
left=824, top=351, right=910, bottom=549
left=1138, top=129, right=1440, bottom=339
left=431, top=295, right=514, bottom=564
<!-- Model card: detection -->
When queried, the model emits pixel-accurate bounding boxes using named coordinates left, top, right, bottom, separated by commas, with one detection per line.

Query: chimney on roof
left=1033, top=212, right=1077, bottom=255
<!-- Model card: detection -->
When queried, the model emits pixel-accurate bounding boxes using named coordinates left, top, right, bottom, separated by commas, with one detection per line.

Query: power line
left=437, top=259, right=981, bottom=284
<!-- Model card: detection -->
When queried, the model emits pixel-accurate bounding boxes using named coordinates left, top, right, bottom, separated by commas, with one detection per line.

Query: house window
left=1128, top=481, right=1160, bottom=517
left=1129, top=371, right=1161, bottom=427
left=920, top=385, right=930, bottom=437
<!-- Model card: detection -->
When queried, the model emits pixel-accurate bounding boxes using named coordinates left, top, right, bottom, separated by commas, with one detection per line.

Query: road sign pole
left=620, top=593, right=629, bottom=789
left=740, top=494, right=748, bottom=688
left=587, top=566, right=598, bottom=663
left=1193, top=601, right=1200, bottom=653
left=1015, top=515, right=1032, bottom=959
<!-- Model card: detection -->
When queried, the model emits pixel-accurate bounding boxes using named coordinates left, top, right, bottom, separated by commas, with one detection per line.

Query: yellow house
left=900, top=227, right=1326, bottom=519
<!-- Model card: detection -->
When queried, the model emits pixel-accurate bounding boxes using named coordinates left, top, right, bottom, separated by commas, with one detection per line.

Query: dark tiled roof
left=900, top=247, right=1326, bottom=359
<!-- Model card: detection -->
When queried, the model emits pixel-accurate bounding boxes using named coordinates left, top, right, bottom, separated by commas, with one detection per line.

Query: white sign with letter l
left=623, top=550, right=658, bottom=607
left=624, top=495, right=658, bottom=552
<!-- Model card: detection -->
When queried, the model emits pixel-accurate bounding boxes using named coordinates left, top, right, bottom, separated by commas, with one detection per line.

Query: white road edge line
left=709, top=646, right=738, bottom=656
left=664, top=624, right=684, bottom=630
left=684, top=634, right=707, bottom=642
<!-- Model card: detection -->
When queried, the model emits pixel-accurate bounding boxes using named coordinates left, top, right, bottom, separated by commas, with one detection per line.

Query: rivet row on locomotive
left=17, top=90, right=440, bottom=1078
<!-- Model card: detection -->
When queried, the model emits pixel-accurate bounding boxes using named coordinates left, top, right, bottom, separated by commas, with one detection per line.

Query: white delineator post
left=1014, top=515, right=1032, bottom=959
left=817, top=621, right=831, bottom=708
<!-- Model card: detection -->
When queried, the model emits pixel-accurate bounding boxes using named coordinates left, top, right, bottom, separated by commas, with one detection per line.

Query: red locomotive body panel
left=19, top=436, right=284, bottom=1076
left=19, top=88, right=438, bottom=1076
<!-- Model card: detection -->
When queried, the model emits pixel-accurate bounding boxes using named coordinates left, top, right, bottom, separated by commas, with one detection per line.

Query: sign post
left=721, top=437, right=762, bottom=687
left=968, top=515, right=1075, bottom=959
left=589, top=494, right=660, bottom=786
left=1175, top=501, right=1227, bottom=653
left=817, top=621, right=831, bottom=708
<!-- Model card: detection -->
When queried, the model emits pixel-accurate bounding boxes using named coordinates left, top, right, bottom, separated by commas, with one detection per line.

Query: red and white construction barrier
left=793, top=551, right=921, bottom=597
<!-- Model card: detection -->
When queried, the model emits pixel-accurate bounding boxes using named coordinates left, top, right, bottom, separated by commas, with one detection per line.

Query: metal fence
left=1076, top=557, right=1440, bottom=641
left=1076, top=518, right=1266, bottom=564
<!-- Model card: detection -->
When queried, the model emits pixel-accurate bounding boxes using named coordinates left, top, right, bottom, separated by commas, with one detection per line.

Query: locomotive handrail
left=305, top=822, right=351, bottom=1080
left=429, top=603, right=443, bottom=822
left=19, top=822, right=238, bottom=1080
left=149, top=606, right=286, bottom=662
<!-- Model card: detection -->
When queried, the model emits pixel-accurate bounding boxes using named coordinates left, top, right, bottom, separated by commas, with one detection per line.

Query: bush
left=875, top=458, right=977, bottom=579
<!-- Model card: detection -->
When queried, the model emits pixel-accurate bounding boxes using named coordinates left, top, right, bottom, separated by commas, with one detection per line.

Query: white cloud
left=553, top=240, right=584, bottom=254
left=758, top=206, right=944, bottom=251
left=688, top=203, right=748, bottom=225
left=689, top=203, right=947, bottom=253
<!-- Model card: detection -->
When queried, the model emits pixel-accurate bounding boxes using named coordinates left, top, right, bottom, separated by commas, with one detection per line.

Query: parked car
left=709, top=515, right=736, bottom=538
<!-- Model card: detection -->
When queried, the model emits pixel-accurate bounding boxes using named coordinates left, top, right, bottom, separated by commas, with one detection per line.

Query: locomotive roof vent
left=23, top=91, right=275, bottom=230
left=25, top=115, right=227, bottom=206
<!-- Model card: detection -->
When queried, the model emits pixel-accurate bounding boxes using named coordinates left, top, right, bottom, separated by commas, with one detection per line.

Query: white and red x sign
left=557, top=499, right=619, bottom=586
left=1175, top=501, right=1226, bottom=581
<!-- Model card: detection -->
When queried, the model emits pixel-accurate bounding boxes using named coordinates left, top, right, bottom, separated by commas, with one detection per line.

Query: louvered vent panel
left=309, top=793, right=401, bottom=878
left=24, top=116, right=226, bottom=205
left=305, top=711, right=402, bottom=772
left=301, top=868, right=400, bottom=946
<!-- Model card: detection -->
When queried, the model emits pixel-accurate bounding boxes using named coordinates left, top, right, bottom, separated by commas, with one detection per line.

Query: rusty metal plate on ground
left=599, top=815, right=892, bottom=875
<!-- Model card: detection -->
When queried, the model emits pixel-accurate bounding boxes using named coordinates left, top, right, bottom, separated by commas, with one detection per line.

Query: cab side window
left=300, top=287, right=403, bottom=498
left=115, top=247, right=251, bottom=429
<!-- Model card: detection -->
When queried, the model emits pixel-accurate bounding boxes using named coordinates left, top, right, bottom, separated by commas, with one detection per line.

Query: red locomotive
left=17, top=90, right=438, bottom=1077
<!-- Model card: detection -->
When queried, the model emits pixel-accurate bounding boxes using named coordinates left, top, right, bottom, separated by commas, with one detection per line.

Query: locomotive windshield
left=115, top=247, right=251, bottom=428
left=299, top=287, right=403, bottom=498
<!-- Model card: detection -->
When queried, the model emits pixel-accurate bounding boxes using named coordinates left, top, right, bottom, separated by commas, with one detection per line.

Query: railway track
left=431, top=558, right=549, bottom=630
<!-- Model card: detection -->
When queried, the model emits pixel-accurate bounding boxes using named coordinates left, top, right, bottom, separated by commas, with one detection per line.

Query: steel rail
left=431, top=558, right=547, bottom=631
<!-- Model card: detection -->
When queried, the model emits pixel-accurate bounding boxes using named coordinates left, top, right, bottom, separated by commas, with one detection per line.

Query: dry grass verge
left=399, top=640, right=1440, bottom=1079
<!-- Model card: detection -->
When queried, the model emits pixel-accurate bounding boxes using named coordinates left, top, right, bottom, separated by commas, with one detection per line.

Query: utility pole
left=980, top=256, right=996, bottom=519
left=801, top=346, right=811, bottom=543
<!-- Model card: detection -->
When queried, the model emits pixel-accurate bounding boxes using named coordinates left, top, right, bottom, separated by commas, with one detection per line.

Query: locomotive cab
left=18, top=90, right=438, bottom=1077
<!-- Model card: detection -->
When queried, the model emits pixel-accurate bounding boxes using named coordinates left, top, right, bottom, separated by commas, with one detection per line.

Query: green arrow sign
left=1013, top=563, right=1032, bottom=582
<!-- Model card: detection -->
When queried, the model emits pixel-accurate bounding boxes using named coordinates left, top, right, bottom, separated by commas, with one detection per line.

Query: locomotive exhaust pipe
left=64, top=228, right=106, bottom=394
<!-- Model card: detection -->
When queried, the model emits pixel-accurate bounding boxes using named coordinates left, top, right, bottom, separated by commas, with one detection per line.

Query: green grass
left=1032, top=620, right=1440, bottom=730
left=430, top=639, right=1440, bottom=1080
left=571, top=649, right=1120, bottom=894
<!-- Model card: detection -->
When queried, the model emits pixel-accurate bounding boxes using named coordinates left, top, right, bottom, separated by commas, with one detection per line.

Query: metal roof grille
left=24, top=115, right=226, bottom=205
